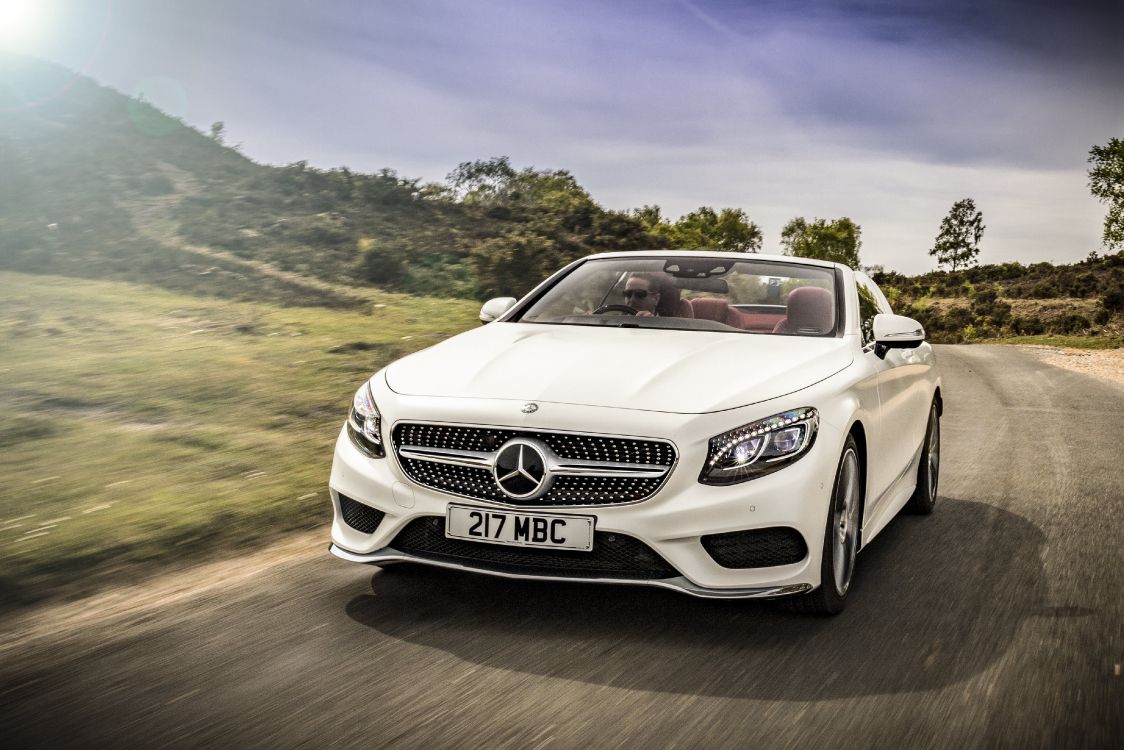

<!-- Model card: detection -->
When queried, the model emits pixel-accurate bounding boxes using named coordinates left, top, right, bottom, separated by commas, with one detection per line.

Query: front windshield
left=517, top=257, right=838, bottom=336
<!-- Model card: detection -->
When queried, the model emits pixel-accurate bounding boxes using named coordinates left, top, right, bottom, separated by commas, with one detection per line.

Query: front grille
left=390, top=516, right=680, bottom=580
left=392, top=423, right=676, bottom=507
left=338, top=494, right=385, bottom=534
left=395, top=423, right=676, bottom=465
left=700, top=527, right=808, bottom=568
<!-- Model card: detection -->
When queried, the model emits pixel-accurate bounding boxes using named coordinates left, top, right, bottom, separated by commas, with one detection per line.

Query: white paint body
left=329, top=252, right=941, bottom=597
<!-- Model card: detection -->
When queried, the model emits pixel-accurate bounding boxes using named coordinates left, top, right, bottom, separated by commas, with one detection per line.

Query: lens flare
left=0, top=0, right=43, bottom=48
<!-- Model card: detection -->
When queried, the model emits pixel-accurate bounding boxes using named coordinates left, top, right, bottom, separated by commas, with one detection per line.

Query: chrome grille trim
left=398, top=446, right=493, bottom=469
left=549, top=461, right=667, bottom=479
left=398, top=445, right=668, bottom=479
left=391, top=421, right=677, bottom=507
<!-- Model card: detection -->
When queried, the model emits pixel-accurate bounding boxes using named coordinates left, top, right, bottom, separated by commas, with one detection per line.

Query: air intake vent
left=390, top=516, right=679, bottom=580
left=700, top=527, right=807, bottom=568
left=338, top=494, right=385, bottom=534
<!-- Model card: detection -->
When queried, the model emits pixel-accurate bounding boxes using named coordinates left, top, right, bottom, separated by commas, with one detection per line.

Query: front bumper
left=329, top=389, right=849, bottom=596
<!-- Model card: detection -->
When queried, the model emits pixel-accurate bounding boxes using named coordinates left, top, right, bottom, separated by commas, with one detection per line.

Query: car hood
left=384, top=323, right=853, bottom=414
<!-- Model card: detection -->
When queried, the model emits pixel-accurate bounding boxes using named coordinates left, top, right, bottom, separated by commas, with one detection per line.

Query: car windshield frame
left=510, top=255, right=846, bottom=338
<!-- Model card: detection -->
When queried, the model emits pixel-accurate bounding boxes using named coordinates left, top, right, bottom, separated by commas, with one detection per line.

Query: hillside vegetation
left=0, top=56, right=658, bottom=304
left=873, top=253, right=1124, bottom=344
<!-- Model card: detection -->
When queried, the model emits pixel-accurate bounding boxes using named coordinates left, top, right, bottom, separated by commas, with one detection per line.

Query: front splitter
left=329, top=543, right=812, bottom=600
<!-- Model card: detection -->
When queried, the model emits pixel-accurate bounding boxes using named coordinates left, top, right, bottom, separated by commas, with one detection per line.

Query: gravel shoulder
left=1018, top=344, right=1124, bottom=389
left=0, top=530, right=325, bottom=657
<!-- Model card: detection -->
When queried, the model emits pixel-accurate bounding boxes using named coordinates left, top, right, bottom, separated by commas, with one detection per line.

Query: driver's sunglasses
left=623, top=289, right=651, bottom=300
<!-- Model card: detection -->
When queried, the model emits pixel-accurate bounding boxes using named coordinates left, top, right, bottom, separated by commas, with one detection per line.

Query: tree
left=1088, top=138, right=1124, bottom=249
left=930, top=199, right=984, bottom=271
left=209, top=121, right=225, bottom=144
left=469, top=229, right=570, bottom=298
left=447, top=156, right=600, bottom=232
left=447, top=156, right=518, bottom=203
left=780, top=217, right=862, bottom=269
left=451, top=157, right=654, bottom=288
left=631, top=205, right=675, bottom=246
left=631, top=205, right=762, bottom=251
left=588, top=210, right=654, bottom=252
left=674, top=207, right=762, bottom=252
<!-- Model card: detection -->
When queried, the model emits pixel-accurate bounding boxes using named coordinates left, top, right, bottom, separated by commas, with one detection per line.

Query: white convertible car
left=329, top=252, right=941, bottom=614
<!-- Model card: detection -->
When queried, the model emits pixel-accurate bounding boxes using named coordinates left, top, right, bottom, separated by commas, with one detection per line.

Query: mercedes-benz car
left=328, top=251, right=941, bottom=614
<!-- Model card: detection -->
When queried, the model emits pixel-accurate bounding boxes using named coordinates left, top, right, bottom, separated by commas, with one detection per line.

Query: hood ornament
left=521, top=402, right=539, bottom=414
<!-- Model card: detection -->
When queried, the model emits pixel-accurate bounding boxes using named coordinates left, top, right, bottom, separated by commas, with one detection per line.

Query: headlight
left=699, top=407, right=818, bottom=485
left=346, top=381, right=385, bottom=458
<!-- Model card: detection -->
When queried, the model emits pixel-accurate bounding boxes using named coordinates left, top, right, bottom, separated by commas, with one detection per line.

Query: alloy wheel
left=832, top=448, right=862, bottom=595
left=926, top=409, right=940, bottom=500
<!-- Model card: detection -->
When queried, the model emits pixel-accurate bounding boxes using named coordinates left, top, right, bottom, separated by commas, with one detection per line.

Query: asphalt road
left=2, top=345, right=1122, bottom=748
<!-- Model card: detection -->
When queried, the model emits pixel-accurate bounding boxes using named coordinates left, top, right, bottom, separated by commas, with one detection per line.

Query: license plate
left=445, top=504, right=594, bottom=551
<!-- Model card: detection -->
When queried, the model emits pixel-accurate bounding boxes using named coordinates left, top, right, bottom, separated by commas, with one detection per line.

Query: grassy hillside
left=873, top=253, right=1124, bottom=344
left=0, top=271, right=479, bottom=609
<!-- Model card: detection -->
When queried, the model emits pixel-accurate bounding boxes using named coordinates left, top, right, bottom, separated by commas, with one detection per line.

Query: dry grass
left=0, top=271, right=480, bottom=610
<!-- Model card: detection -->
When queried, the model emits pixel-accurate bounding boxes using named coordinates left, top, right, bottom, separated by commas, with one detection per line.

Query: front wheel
left=786, top=435, right=862, bottom=616
left=904, top=399, right=940, bottom=515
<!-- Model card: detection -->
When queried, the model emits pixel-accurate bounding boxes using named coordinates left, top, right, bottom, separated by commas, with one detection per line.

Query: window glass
left=856, top=278, right=882, bottom=347
left=517, top=257, right=838, bottom=337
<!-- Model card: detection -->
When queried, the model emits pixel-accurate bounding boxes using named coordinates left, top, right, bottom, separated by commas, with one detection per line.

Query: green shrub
left=944, top=306, right=973, bottom=330
left=1030, top=281, right=1058, bottom=298
left=361, top=242, right=408, bottom=285
left=1103, top=284, right=1124, bottom=312
left=1011, top=317, right=1046, bottom=335
left=1050, top=314, right=1090, bottom=334
left=973, top=285, right=997, bottom=305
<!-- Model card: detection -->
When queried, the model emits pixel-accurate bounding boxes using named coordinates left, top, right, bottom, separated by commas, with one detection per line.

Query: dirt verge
left=1019, top=345, right=1124, bottom=389
left=0, top=529, right=326, bottom=656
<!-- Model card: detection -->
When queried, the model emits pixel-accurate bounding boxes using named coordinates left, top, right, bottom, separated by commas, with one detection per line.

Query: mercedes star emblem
left=493, top=439, right=550, bottom=499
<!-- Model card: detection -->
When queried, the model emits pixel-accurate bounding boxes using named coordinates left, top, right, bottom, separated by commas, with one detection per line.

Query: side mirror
left=873, top=313, right=924, bottom=359
left=479, top=297, right=517, bottom=324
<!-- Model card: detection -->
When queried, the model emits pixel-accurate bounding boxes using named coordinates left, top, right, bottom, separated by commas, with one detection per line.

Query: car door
left=855, top=274, right=929, bottom=514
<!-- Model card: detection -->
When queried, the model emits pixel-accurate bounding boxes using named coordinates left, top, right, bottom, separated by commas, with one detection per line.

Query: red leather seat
left=732, top=310, right=786, bottom=332
left=690, top=297, right=729, bottom=323
left=772, top=287, right=834, bottom=334
left=692, top=298, right=793, bottom=332
left=690, top=298, right=784, bottom=331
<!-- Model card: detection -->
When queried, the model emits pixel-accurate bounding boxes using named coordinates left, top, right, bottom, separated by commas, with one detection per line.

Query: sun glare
left=0, top=0, right=44, bottom=48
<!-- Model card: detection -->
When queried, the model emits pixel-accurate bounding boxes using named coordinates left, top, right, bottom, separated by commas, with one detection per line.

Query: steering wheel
left=592, top=304, right=637, bottom=315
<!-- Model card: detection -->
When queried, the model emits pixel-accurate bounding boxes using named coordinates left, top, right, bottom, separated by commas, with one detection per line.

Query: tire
left=904, top=399, right=940, bottom=515
left=785, top=434, right=863, bottom=616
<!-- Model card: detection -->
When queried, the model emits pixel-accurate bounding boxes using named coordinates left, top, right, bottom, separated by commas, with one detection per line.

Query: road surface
left=2, top=345, right=1122, bottom=748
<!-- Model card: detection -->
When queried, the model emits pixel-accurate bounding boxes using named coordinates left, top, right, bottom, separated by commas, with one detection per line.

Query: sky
left=5, top=0, right=1123, bottom=273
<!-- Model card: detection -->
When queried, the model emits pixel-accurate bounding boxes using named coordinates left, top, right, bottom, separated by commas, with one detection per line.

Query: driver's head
left=624, top=273, right=661, bottom=314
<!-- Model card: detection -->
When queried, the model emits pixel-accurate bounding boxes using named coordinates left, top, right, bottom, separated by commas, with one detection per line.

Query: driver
left=623, top=272, right=663, bottom=317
